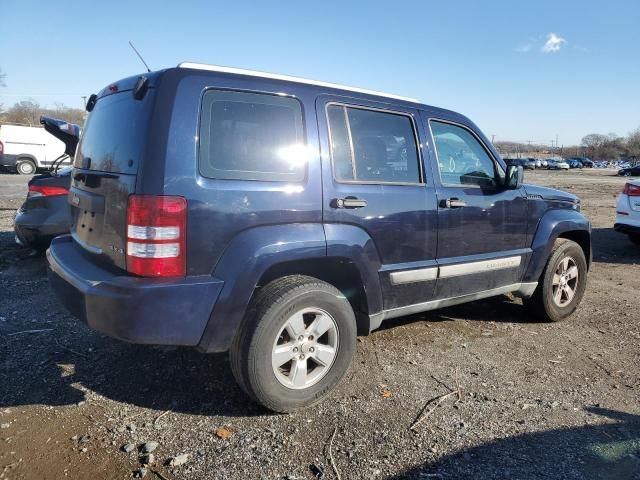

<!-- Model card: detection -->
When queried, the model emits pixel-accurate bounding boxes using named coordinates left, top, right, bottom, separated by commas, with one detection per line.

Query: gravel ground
left=0, top=169, right=638, bottom=480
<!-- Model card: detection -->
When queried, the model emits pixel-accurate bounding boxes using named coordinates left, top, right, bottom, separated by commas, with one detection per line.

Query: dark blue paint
left=14, top=169, right=72, bottom=249
left=47, top=235, right=223, bottom=345
left=523, top=208, right=591, bottom=283
left=46, top=66, right=592, bottom=353
left=198, top=224, right=326, bottom=352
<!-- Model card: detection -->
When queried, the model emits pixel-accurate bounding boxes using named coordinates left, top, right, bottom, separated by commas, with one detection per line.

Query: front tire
left=629, top=234, right=640, bottom=246
left=524, top=239, right=587, bottom=322
left=230, top=275, right=357, bottom=412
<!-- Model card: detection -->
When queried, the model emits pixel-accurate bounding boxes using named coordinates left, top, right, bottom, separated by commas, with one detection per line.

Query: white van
left=0, top=123, right=72, bottom=174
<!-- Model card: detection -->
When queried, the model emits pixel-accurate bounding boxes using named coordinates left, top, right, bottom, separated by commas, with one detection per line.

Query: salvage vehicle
left=547, top=159, right=570, bottom=170
left=47, top=64, right=591, bottom=412
left=618, top=165, right=640, bottom=177
left=14, top=117, right=80, bottom=249
left=614, top=180, right=640, bottom=245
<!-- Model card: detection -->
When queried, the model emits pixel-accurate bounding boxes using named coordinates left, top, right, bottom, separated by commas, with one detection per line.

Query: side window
left=327, top=104, right=421, bottom=183
left=199, top=90, right=305, bottom=182
left=431, top=121, right=499, bottom=188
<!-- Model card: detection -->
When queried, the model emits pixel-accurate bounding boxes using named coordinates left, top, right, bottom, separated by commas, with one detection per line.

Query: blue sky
left=1, top=0, right=638, bottom=145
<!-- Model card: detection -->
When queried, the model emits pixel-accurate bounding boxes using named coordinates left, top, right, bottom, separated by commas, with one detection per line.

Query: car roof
left=174, top=62, right=471, bottom=122
left=179, top=62, right=420, bottom=103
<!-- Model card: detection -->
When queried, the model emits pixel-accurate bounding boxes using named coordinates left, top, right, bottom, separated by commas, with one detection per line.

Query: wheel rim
left=272, top=307, right=339, bottom=390
left=552, top=256, right=579, bottom=307
left=19, top=163, right=34, bottom=174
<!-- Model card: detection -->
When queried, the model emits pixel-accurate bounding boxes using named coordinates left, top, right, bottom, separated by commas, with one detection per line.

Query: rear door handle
left=441, top=198, right=467, bottom=209
left=333, top=197, right=368, bottom=209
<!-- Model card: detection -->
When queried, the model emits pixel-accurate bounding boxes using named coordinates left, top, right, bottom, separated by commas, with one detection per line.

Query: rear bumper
left=47, top=235, right=224, bottom=346
left=614, top=222, right=640, bottom=235
left=14, top=197, right=70, bottom=248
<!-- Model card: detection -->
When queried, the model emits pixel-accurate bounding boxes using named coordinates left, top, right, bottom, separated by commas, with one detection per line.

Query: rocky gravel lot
left=0, top=169, right=639, bottom=480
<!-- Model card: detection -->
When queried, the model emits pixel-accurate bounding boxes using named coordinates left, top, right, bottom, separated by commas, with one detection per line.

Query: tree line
left=495, top=129, right=640, bottom=161
left=0, top=99, right=86, bottom=127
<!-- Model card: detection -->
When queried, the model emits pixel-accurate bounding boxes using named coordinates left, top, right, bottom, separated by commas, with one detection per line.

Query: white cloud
left=542, top=33, right=567, bottom=53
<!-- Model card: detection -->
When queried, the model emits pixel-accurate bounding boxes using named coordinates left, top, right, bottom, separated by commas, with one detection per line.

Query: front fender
left=197, top=223, right=326, bottom=352
left=523, top=209, right=591, bottom=283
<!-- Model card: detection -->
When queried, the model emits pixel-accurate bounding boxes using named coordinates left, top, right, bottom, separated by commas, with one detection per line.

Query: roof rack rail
left=178, top=62, right=420, bottom=103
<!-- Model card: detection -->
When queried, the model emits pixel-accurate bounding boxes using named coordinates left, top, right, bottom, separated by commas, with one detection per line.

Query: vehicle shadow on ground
left=0, top=234, right=265, bottom=417
left=592, top=227, right=639, bottom=265
left=388, top=407, right=640, bottom=480
left=1, top=317, right=267, bottom=417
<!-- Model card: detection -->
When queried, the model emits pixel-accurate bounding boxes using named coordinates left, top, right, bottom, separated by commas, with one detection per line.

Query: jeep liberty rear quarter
left=47, top=64, right=591, bottom=412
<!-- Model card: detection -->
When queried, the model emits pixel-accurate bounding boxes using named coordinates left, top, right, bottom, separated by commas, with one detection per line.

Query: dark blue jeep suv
left=47, top=63, right=591, bottom=412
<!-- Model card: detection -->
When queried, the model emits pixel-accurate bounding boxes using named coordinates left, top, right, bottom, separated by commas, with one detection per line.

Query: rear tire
left=230, top=275, right=357, bottom=412
left=523, top=239, right=587, bottom=322
left=16, top=159, right=36, bottom=175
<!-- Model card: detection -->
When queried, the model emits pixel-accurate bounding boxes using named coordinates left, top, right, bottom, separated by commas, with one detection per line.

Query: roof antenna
left=128, top=41, right=151, bottom=73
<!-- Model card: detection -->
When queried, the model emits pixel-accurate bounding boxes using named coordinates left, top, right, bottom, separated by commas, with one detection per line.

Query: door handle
left=441, top=198, right=467, bottom=209
left=333, top=197, right=368, bottom=209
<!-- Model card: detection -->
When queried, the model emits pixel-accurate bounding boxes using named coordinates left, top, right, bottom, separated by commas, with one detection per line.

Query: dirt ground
left=0, top=168, right=638, bottom=480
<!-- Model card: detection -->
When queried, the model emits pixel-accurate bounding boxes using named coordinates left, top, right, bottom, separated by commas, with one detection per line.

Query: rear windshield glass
left=198, top=90, right=305, bottom=182
left=74, top=90, right=154, bottom=173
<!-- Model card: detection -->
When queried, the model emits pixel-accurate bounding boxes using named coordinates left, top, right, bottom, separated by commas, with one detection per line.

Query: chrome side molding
left=439, top=255, right=522, bottom=278
left=389, top=267, right=438, bottom=285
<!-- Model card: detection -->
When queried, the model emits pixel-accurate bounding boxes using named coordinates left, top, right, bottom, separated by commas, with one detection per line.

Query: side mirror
left=505, top=164, right=523, bottom=189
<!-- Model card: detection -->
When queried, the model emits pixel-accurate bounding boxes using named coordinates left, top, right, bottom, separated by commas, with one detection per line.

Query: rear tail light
left=28, top=185, right=69, bottom=198
left=126, top=195, right=187, bottom=277
left=622, top=183, right=640, bottom=196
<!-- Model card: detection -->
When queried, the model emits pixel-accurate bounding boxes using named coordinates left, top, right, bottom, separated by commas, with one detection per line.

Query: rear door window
left=199, top=91, right=305, bottom=182
left=326, top=104, right=421, bottom=184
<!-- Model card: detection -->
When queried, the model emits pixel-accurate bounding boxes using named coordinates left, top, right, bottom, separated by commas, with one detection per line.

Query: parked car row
left=502, top=156, right=622, bottom=171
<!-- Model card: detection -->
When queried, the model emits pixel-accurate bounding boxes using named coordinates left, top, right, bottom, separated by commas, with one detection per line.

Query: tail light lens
left=126, top=195, right=187, bottom=277
left=623, top=183, right=640, bottom=196
left=28, top=185, right=69, bottom=198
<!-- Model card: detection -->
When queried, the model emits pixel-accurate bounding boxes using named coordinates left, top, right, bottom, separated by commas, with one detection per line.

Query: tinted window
left=199, top=91, right=305, bottom=182
left=75, top=91, right=155, bottom=173
left=327, top=105, right=420, bottom=183
left=431, top=121, right=499, bottom=188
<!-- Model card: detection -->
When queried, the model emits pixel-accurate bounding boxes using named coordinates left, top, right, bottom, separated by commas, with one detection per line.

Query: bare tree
left=0, top=99, right=85, bottom=126
left=627, top=127, right=640, bottom=160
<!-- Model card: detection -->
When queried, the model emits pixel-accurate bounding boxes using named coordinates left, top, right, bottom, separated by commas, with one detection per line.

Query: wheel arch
left=523, top=209, right=592, bottom=283
left=197, top=223, right=384, bottom=352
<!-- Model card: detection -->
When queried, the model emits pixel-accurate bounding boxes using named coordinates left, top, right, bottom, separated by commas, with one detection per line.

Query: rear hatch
left=70, top=80, right=155, bottom=270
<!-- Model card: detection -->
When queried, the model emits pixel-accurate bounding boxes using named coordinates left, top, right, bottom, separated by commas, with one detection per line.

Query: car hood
left=523, top=184, right=579, bottom=204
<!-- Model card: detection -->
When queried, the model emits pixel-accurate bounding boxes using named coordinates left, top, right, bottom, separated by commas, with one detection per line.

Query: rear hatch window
left=70, top=89, right=155, bottom=269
